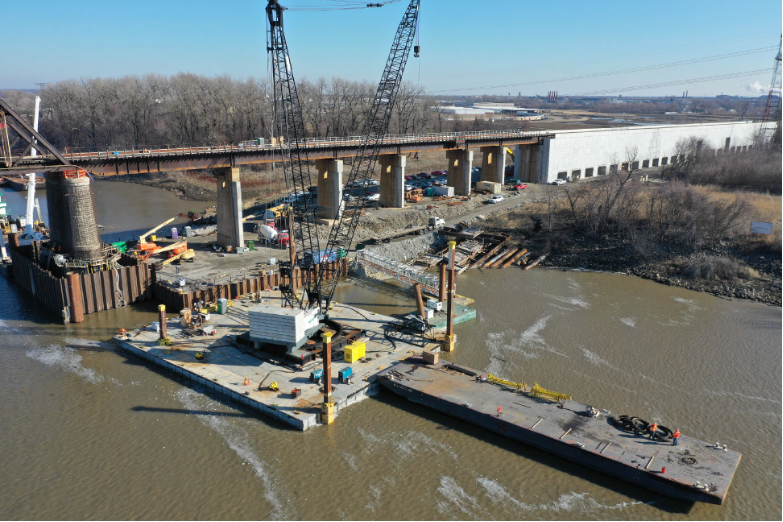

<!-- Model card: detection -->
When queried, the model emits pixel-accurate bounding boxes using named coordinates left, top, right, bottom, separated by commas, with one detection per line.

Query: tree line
left=1, top=74, right=454, bottom=152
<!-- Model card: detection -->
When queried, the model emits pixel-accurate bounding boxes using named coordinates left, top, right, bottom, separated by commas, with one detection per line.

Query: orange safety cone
left=244, top=377, right=250, bottom=386
left=497, top=405, right=502, bottom=416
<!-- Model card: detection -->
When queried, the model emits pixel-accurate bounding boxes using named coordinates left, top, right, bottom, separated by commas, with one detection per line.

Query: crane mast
left=316, top=0, right=420, bottom=312
left=266, top=0, right=321, bottom=308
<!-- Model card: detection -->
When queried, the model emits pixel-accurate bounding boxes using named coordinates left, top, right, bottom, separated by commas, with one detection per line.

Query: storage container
left=344, top=341, right=366, bottom=363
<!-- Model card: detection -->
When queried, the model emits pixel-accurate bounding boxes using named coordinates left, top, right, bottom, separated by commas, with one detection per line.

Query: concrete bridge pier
left=480, top=146, right=506, bottom=185
left=216, top=167, right=244, bottom=249
left=446, top=149, right=473, bottom=196
left=514, top=144, right=543, bottom=183
left=379, top=154, right=405, bottom=208
left=316, top=158, right=343, bottom=219
left=45, top=170, right=102, bottom=260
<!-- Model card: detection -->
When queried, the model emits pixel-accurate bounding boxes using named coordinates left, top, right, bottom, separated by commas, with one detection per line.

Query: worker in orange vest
left=672, top=429, right=681, bottom=446
left=649, top=422, right=658, bottom=440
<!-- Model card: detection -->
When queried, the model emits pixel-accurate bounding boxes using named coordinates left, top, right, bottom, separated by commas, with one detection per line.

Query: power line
left=561, top=69, right=769, bottom=97
left=431, top=47, right=776, bottom=94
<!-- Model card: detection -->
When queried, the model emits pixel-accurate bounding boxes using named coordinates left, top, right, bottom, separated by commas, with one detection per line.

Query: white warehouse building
left=514, top=121, right=762, bottom=184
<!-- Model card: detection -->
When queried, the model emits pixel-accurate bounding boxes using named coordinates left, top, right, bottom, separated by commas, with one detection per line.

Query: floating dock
left=377, top=358, right=741, bottom=505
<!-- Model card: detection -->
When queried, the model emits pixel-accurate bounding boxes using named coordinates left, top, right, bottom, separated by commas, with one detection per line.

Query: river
left=0, top=181, right=780, bottom=520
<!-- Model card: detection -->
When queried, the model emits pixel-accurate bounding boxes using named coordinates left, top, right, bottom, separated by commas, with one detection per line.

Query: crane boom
left=316, top=0, right=420, bottom=312
left=266, top=0, right=321, bottom=308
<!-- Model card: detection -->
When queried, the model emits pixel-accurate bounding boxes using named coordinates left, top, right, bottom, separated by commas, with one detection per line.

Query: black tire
left=631, top=417, right=650, bottom=435
left=656, top=425, right=673, bottom=441
left=612, top=415, right=636, bottom=432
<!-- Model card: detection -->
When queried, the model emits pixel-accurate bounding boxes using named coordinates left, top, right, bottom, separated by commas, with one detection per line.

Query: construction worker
left=649, top=422, right=658, bottom=440
left=672, top=429, right=681, bottom=446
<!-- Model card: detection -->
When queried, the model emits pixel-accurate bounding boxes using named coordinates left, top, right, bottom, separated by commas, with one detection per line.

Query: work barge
left=377, top=359, right=741, bottom=505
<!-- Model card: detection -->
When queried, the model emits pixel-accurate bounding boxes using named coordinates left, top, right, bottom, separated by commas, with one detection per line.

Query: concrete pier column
left=45, top=170, right=102, bottom=260
left=515, top=144, right=543, bottom=183
left=315, top=159, right=343, bottom=219
left=378, top=154, right=406, bottom=208
left=480, top=146, right=506, bottom=184
left=216, top=167, right=244, bottom=249
left=446, top=149, right=473, bottom=196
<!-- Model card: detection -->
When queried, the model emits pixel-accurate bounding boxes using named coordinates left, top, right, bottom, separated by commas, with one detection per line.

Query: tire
left=656, top=425, right=673, bottom=441
left=631, top=417, right=650, bottom=435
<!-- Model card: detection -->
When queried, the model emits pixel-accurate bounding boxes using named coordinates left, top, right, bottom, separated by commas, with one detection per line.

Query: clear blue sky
left=3, top=0, right=780, bottom=96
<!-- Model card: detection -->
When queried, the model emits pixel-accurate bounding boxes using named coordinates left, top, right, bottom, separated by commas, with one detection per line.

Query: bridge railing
left=55, top=129, right=550, bottom=161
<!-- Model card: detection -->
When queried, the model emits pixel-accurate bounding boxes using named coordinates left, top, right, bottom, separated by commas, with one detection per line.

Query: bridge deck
left=1, top=129, right=549, bottom=176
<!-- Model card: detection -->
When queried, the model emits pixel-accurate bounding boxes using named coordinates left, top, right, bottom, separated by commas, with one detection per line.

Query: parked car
left=404, top=184, right=414, bottom=191
left=514, top=183, right=528, bottom=190
left=551, top=179, right=566, bottom=185
left=489, top=195, right=504, bottom=204
left=417, top=172, right=431, bottom=179
left=343, top=193, right=356, bottom=201
left=404, top=175, right=416, bottom=181
left=366, top=192, right=380, bottom=201
left=307, top=186, right=318, bottom=193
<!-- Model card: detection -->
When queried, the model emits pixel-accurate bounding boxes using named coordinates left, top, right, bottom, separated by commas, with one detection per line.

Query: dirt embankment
left=474, top=200, right=781, bottom=307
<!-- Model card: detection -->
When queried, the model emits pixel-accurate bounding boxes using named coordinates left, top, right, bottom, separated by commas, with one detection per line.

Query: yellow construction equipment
left=505, top=147, right=515, bottom=160
left=487, top=373, right=527, bottom=391
left=160, top=248, right=195, bottom=266
left=152, top=241, right=187, bottom=255
left=530, top=383, right=571, bottom=403
left=269, top=382, right=279, bottom=391
left=139, top=217, right=177, bottom=244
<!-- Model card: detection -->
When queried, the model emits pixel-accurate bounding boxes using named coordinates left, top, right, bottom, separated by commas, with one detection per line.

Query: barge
left=377, top=358, right=741, bottom=505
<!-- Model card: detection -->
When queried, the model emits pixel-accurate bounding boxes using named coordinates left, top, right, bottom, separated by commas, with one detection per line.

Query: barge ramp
left=377, top=358, right=741, bottom=505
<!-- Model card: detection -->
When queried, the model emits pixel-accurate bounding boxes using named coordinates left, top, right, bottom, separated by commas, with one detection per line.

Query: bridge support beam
left=216, top=167, right=244, bottom=249
left=379, top=154, right=405, bottom=208
left=515, top=143, right=543, bottom=183
left=480, top=146, right=506, bottom=185
left=316, top=158, right=343, bottom=219
left=45, top=170, right=102, bottom=260
left=446, top=149, right=473, bottom=196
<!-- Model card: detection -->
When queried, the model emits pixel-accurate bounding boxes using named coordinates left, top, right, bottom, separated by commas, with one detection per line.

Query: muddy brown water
left=0, top=182, right=780, bottom=520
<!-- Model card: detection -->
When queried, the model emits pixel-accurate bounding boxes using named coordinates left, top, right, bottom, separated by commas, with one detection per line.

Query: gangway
left=356, top=250, right=439, bottom=295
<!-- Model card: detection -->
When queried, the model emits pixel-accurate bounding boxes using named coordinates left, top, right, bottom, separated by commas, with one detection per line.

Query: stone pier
left=446, top=149, right=473, bottom=196
left=378, top=154, right=405, bottom=208
left=45, top=169, right=102, bottom=260
left=216, top=167, right=244, bottom=249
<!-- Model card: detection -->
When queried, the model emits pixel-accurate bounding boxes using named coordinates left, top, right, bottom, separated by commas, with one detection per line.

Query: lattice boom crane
left=266, top=0, right=321, bottom=308
left=316, top=0, right=420, bottom=313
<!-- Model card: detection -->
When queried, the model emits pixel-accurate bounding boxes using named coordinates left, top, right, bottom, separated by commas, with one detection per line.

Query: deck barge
left=377, top=358, right=741, bottom=505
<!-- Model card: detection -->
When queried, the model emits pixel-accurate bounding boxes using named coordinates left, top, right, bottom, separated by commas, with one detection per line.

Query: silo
left=46, top=169, right=102, bottom=261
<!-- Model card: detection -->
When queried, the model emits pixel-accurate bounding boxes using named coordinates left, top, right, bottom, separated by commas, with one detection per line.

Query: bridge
left=2, top=128, right=548, bottom=177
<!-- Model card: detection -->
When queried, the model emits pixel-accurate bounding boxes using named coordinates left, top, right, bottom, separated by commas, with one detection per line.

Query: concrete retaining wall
left=531, top=122, right=761, bottom=184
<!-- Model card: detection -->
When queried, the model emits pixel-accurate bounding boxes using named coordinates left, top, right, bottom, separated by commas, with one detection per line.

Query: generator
left=338, top=367, right=353, bottom=384
left=310, top=369, right=324, bottom=383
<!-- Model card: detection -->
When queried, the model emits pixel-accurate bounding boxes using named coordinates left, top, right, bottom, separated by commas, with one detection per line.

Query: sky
left=2, top=0, right=781, bottom=97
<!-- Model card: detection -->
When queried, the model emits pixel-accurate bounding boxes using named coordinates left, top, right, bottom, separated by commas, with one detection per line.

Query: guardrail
left=54, top=129, right=549, bottom=161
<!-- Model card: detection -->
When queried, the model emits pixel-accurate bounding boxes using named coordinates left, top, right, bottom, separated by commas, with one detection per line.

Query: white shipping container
left=433, top=185, right=454, bottom=197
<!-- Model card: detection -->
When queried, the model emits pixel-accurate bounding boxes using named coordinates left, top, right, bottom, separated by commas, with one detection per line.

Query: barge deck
left=377, top=358, right=741, bottom=505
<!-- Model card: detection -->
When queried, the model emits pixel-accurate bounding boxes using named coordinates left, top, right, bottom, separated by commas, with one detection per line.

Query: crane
left=266, top=0, right=321, bottom=308
left=315, top=0, right=420, bottom=313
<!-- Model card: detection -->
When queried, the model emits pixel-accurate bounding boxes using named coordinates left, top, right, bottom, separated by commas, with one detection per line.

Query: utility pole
left=760, top=35, right=782, bottom=148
